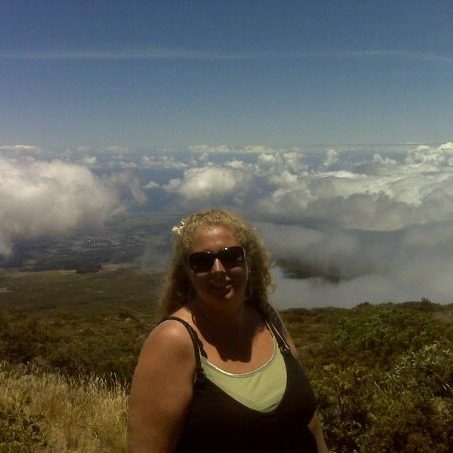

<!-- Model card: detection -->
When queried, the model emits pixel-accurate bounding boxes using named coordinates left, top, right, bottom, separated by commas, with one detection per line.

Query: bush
left=0, top=308, right=150, bottom=386
left=0, top=406, right=47, bottom=451
left=330, top=306, right=448, bottom=367
left=358, top=343, right=453, bottom=452
left=313, top=342, right=453, bottom=452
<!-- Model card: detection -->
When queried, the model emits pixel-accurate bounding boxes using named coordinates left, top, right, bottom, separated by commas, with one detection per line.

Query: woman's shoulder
left=140, top=312, right=196, bottom=363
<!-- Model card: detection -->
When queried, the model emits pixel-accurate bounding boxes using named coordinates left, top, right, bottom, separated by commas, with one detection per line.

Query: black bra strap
left=257, top=302, right=291, bottom=353
left=267, top=319, right=291, bottom=353
left=159, top=316, right=207, bottom=382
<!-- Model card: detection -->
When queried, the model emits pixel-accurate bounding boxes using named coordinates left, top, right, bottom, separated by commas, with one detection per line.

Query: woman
left=128, top=209, right=328, bottom=452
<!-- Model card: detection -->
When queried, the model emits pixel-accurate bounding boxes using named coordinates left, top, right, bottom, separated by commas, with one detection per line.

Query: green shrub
left=330, top=306, right=449, bottom=367
left=313, top=342, right=453, bottom=452
left=0, top=406, right=47, bottom=451
left=357, top=343, right=453, bottom=452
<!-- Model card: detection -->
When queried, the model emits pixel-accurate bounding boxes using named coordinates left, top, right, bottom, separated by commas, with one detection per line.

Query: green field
left=1, top=267, right=452, bottom=451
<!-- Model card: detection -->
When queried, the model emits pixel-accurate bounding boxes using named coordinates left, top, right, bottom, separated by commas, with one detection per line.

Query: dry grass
left=0, top=362, right=127, bottom=452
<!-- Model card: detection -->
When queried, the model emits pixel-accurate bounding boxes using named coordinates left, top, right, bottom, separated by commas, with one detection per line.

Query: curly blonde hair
left=159, top=209, right=275, bottom=317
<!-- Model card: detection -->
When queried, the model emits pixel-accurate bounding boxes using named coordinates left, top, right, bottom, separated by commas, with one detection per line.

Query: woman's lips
left=211, top=283, right=232, bottom=293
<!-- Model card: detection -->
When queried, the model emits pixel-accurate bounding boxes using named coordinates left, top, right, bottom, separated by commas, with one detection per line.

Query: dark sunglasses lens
left=188, top=252, right=214, bottom=271
left=189, top=246, right=245, bottom=272
left=219, top=246, right=244, bottom=268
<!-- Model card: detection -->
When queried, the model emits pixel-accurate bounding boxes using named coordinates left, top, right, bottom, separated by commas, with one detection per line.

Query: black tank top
left=162, top=315, right=318, bottom=452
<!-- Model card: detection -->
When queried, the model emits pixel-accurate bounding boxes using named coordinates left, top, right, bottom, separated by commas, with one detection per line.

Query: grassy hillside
left=0, top=362, right=126, bottom=452
left=0, top=268, right=452, bottom=451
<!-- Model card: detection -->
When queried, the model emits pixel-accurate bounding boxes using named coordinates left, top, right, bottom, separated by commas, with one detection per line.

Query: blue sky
left=1, top=0, right=452, bottom=149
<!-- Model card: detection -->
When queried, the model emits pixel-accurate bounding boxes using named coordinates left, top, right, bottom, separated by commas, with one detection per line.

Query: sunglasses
left=188, top=246, right=246, bottom=273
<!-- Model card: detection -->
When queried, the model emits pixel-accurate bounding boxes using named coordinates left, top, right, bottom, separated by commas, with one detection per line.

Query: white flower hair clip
left=171, top=219, right=185, bottom=237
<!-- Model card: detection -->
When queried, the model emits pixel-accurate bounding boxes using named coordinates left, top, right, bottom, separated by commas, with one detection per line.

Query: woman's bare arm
left=127, top=321, right=195, bottom=452
left=308, top=411, right=329, bottom=453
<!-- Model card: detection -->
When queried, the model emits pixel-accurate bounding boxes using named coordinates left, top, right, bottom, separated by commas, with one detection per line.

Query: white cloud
left=3, top=48, right=453, bottom=64
left=189, top=144, right=281, bottom=156
left=266, top=219, right=453, bottom=308
left=268, top=171, right=299, bottom=189
left=225, top=160, right=251, bottom=170
left=164, top=166, right=250, bottom=202
left=326, top=50, right=453, bottom=64
left=0, top=47, right=286, bottom=62
left=257, top=153, right=276, bottom=166
left=271, top=267, right=418, bottom=309
left=0, top=144, right=41, bottom=151
left=251, top=144, right=453, bottom=231
left=243, top=145, right=280, bottom=155
left=140, top=154, right=188, bottom=170
left=406, top=142, right=453, bottom=166
left=82, top=156, right=97, bottom=166
left=189, top=145, right=234, bottom=154
left=143, top=180, right=159, bottom=190
left=107, top=170, right=147, bottom=206
left=106, top=146, right=130, bottom=154
left=0, top=158, right=144, bottom=256
left=323, top=148, right=338, bottom=168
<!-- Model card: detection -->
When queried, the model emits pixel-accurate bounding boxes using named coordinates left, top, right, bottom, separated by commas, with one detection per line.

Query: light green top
left=200, top=336, right=287, bottom=413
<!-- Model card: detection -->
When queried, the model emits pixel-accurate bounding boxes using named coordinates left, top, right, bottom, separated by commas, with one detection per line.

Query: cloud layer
left=0, top=155, right=145, bottom=256
left=158, top=141, right=453, bottom=307
left=3, top=141, right=453, bottom=307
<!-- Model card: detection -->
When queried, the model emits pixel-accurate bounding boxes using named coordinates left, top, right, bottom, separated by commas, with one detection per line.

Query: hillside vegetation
left=0, top=362, right=126, bottom=452
left=0, top=268, right=452, bottom=452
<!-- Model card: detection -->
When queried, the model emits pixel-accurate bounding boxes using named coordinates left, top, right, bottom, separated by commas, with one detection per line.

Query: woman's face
left=187, top=225, right=248, bottom=309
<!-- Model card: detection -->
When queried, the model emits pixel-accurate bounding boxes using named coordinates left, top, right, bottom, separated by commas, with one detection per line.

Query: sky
left=1, top=0, right=452, bottom=147
left=1, top=1, right=453, bottom=309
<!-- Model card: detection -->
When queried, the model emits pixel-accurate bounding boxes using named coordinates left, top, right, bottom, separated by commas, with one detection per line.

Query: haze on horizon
left=1, top=1, right=453, bottom=308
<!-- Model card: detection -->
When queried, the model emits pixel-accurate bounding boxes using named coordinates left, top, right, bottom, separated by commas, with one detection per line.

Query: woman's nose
left=212, top=258, right=226, bottom=273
